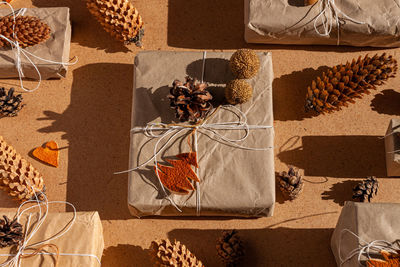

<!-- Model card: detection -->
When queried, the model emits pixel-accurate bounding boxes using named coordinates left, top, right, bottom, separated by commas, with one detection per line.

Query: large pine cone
left=352, top=176, right=379, bottom=202
left=0, top=136, right=46, bottom=202
left=0, top=15, right=51, bottom=48
left=277, top=166, right=304, bottom=200
left=86, top=0, right=144, bottom=46
left=216, top=230, right=244, bottom=267
left=150, top=239, right=204, bottom=267
left=169, top=77, right=213, bottom=123
left=306, top=53, right=397, bottom=114
left=0, top=87, right=24, bottom=117
left=0, top=215, right=23, bottom=248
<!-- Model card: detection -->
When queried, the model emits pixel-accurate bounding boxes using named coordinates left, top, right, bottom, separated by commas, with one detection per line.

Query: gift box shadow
left=370, top=89, right=400, bottom=116
left=37, top=63, right=133, bottom=219
left=277, top=135, right=386, bottom=177
left=167, top=226, right=336, bottom=266
left=102, top=244, right=151, bottom=267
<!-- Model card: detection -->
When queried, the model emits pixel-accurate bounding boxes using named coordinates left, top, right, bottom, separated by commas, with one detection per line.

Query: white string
left=193, top=129, right=201, bottom=216
left=0, top=2, right=78, bottom=92
left=314, top=0, right=366, bottom=45
left=338, top=229, right=399, bottom=267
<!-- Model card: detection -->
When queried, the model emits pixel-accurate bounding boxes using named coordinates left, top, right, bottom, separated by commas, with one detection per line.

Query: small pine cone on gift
left=352, top=176, right=379, bottom=202
left=216, top=230, right=244, bottom=267
left=305, top=53, right=397, bottom=114
left=169, top=76, right=213, bottom=123
left=0, top=16, right=51, bottom=48
left=150, top=239, right=204, bottom=267
left=0, top=215, right=23, bottom=248
left=277, top=166, right=304, bottom=200
left=0, top=136, right=46, bottom=202
left=86, top=0, right=144, bottom=46
left=0, top=87, right=24, bottom=117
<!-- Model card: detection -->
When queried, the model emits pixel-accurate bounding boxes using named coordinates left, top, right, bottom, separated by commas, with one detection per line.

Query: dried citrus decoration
left=367, top=250, right=400, bottom=267
left=32, top=141, right=59, bottom=167
left=154, top=152, right=199, bottom=194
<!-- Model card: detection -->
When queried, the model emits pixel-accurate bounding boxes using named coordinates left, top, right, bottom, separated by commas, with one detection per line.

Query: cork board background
left=1, top=0, right=399, bottom=266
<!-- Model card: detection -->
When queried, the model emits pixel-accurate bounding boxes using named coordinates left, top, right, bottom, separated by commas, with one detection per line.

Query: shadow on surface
left=370, top=89, right=400, bottom=116
left=102, top=244, right=151, bottom=267
left=37, top=63, right=133, bottom=219
left=321, top=180, right=360, bottom=206
left=277, top=135, right=386, bottom=177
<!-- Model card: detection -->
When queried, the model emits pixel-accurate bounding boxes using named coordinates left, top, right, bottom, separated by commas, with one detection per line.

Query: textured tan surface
left=0, top=0, right=399, bottom=266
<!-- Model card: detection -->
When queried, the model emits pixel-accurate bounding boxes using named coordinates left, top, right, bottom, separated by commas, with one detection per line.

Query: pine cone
left=150, top=239, right=204, bottom=267
left=0, top=87, right=24, bottom=117
left=0, top=15, right=51, bottom=48
left=352, top=176, right=379, bottom=202
left=0, top=136, right=46, bottom=202
left=0, top=215, right=23, bottom=248
left=86, top=0, right=144, bottom=46
left=216, top=230, right=244, bottom=267
left=305, top=53, right=397, bottom=114
left=169, top=77, right=213, bottom=123
left=277, top=166, right=304, bottom=200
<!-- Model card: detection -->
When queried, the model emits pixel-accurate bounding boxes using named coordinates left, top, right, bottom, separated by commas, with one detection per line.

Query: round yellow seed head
left=225, top=79, right=253, bottom=105
left=229, top=49, right=260, bottom=79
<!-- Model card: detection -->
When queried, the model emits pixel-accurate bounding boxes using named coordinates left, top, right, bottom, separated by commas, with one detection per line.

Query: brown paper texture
left=0, top=211, right=104, bottom=266
left=385, top=119, right=400, bottom=177
left=330, top=202, right=400, bottom=266
left=244, top=0, right=400, bottom=47
left=0, top=7, right=71, bottom=79
left=128, top=51, right=275, bottom=217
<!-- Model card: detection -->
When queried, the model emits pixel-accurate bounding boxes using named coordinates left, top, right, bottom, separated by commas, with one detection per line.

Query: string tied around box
left=338, top=228, right=400, bottom=267
left=0, top=1, right=78, bottom=93
left=0, top=186, right=101, bottom=267
left=115, top=51, right=274, bottom=215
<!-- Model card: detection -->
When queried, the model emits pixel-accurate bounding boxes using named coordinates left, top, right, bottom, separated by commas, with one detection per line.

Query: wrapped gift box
left=385, top=119, right=400, bottom=177
left=0, top=7, right=71, bottom=79
left=128, top=51, right=275, bottom=217
left=0, top=211, right=104, bottom=266
left=331, top=202, right=400, bottom=266
left=244, top=0, right=400, bottom=47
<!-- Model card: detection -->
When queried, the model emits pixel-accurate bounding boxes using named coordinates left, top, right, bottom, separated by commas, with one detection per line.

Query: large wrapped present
left=0, top=211, right=104, bottom=266
left=331, top=202, right=400, bottom=266
left=127, top=51, right=275, bottom=217
left=245, top=0, right=400, bottom=47
left=0, top=7, right=72, bottom=79
left=384, top=119, right=400, bottom=177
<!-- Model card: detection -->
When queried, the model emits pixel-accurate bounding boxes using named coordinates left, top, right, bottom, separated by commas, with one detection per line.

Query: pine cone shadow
left=102, top=244, right=151, bottom=267
left=370, top=89, right=400, bottom=115
left=273, top=66, right=329, bottom=121
left=321, top=180, right=360, bottom=206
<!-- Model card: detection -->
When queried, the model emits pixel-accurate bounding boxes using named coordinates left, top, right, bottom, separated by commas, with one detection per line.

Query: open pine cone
left=277, top=166, right=304, bottom=200
left=0, top=87, right=24, bottom=117
left=150, top=239, right=204, bottom=267
left=352, top=176, right=379, bottom=202
left=0, top=15, right=51, bottom=48
left=169, top=77, right=213, bottom=123
left=216, top=230, right=244, bottom=267
left=306, top=53, right=397, bottom=114
left=0, top=215, right=23, bottom=248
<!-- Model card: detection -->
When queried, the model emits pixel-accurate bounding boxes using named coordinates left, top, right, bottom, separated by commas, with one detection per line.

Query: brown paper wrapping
left=0, top=7, right=71, bottom=79
left=385, top=119, right=400, bottom=177
left=0, top=211, right=104, bottom=266
left=330, top=202, right=400, bottom=266
left=128, top=51, right=275, bottom=217
left=244, top=0, right=400, bottom=47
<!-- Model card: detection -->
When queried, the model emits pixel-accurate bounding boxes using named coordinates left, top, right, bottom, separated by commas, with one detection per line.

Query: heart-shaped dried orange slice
left=32, top=141, right=59, bottom=167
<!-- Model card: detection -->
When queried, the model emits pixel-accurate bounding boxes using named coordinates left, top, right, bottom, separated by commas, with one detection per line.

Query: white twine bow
left=0, top=187, right=100, bottom=267
left=313, top=0, right=366, bottom=45
left=0, top=2, right=78, bottom=92
left=339, top=229, right=400, bottom=267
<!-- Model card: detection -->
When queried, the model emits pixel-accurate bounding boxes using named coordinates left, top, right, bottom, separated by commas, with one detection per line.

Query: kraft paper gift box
left=331, top=202, right=400, bottom=267
left=0, top=211, right=104, bottom=266
left=385, top=119, right=400, bottom=177
left=0, top=7, right=71, bottom=79
left=244, top=0, right=400, bottom=47
left=128, top=51, right=275, bottom=217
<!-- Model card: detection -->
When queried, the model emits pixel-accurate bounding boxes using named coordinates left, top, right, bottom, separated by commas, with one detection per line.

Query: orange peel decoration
left=367, top=250, right=400, bottom=267
left=154, top=152, right=199, bottom=194
left=32, top=141, right=59, bottom=167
